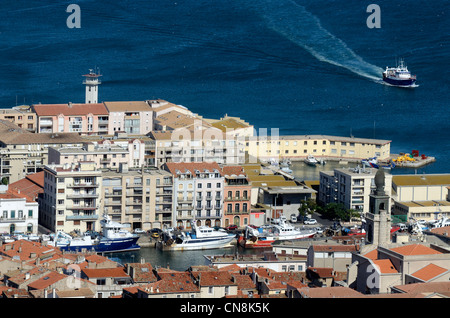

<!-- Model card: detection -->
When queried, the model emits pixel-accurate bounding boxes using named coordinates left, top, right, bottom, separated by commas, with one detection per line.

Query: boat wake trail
left=255, top=0, right=384, bottom=82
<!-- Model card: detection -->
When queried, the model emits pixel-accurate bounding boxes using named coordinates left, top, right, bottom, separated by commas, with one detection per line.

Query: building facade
left=32, top=102, right=109, bottom=134
left=222, top=166, right=251, bottom=228
left=0, top=120, right=85, bottom=184
left=103, top=101, right=153, bottom=135
left=101, top=166, right=173, bottom=231
left=0, top=189, right=39, bottom=235
left=163, top=162, right=224, bottom=229
left=319, top=167, right=392, bottom=214
left=41, top=162, right=103, bottom=233
left=246, top=135, right=391, bottom=163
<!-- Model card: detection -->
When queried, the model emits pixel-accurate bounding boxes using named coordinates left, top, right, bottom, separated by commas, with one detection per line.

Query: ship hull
left=157, top=234, right=235, bottom=251
left=382, top=77, right=416, bottom=87
left=57, top=236, right=140, bottom=253
left=238, top=232, right=316, bottom=248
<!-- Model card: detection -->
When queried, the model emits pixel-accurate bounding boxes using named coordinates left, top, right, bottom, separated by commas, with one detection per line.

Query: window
left=28, top=210, right=33, bottom=217
left=208, top=287, right=213, bottom=294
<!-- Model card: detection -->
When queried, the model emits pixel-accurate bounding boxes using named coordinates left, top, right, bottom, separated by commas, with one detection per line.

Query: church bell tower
left=365, top=169, right=391, bottom=246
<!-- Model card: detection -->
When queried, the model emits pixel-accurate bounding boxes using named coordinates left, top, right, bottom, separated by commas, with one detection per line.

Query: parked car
left=271, top=216, right=287, bottom=224
left=133, top=228, right=145, bottom=234
left=314, top=227, right=323, bottom=234
left=225, top=225, right=238, bottom=231
left=304, top=218, right=317, bottom=225
left=290, top=214, right=298, bottom=223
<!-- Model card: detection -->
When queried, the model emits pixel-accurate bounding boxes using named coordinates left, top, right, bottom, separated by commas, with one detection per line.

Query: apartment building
left=0, top=120, right=85, bottom=184
left=246, top=135, right=391, bottom=163
left=41, top=162, right=102, bottom=233
left=103, top=101, right=153, bottom=135
left=163, top=162, right=224, bottom=229
left=319, top=167, right=392, bottom=214
left=48, top=139, right=145, bottom=170
left=32, top=102, right=109, bottom=134
left=0, top=188, right=39, bottom=235
left=101, top=166, right=173, bottom=231
left=222, top=165, right=252, bottom=228
left=149, top=128, right=245, bottom=167
left=0, top=105, right=36, bottom=132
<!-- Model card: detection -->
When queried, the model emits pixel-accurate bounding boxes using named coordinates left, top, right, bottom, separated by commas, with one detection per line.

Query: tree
left=298, top=199, right=318, bottom=218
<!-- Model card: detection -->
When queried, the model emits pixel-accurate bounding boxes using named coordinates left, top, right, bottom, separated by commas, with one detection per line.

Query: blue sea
left=0, top=0, right=449, bottom=174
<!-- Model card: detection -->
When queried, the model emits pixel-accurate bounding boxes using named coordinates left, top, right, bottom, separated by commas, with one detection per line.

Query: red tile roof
left=27, top=271, right=67, bottom=290
left=411, top=263, right=448, bottom=282
left=372, top=259, right=398, bottom=274
left=390, top=244, right=442, bottom=256
left=192, top=271, right=237, bottom=287
left=82, top=267, right=129, bottom=279
left=164, top=162, right=222, bottom=177
left=33, top=103, right=108, bottom=116
left=8, top=172, right=45, bottom=201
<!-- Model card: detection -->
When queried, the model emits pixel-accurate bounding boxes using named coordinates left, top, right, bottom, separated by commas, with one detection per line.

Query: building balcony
left=67, top=183, right=99, bottom=188
left=66, top=214, right=99, bottom=221
left=0, top=216, right=26, bottom=223
left=66, top=193, right=99, bottom=199
left=66, top=205, right=99, bottom=210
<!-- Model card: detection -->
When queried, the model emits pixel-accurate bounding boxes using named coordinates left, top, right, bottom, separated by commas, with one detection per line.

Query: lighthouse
left=82, top=68, right=102, bottom=104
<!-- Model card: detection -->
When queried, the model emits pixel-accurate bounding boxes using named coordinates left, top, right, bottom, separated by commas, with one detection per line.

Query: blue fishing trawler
left=49, top=214, right=140, bottom=253
left=382, top=59, right=417, bottom=87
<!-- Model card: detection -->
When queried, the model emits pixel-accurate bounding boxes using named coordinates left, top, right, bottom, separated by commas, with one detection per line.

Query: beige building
left=41, top=161, right=174, bottom=233
left=246, top=135, right=391, bottom=163
left=0, top=120, right=85, bottom=184
left=101, top=166, right=173, bottom=231
left=41, top=162, right=102, bottom=233
left=0, top=105, right=36, bottom=132
left=103, top=101, right=153, bottom=135
left=319, top=167, right=392, bottom=214
left=391, top=174, right=450, bottom=222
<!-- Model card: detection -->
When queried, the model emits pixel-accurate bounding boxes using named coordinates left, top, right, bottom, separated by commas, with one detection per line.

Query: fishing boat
left=382, top=59, right=417, bottom=87
left=48, top=214, right=140, bottom=253
left=304, top=154, right=319, bottom=166
left=238, top=220, right=316, bottom=248
left=157, top=221, right=236, bottom=251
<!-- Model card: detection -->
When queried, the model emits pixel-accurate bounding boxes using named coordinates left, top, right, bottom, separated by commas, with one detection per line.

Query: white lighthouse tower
left=82, top=68, right=102, bottom=104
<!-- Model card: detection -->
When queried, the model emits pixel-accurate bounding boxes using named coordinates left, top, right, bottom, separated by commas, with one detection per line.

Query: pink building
left=32, top=103, right=109, bottom=134
left=222, top=166, right=252, bottom=228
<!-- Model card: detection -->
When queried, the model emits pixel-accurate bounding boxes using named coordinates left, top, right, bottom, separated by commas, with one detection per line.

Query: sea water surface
left=0, top=1, right=448, bottom=266
left=0, top=0, right=448, bottom=174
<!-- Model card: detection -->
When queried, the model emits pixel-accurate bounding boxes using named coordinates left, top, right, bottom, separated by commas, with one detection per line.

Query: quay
left=389, top=153, right=436, bottom=168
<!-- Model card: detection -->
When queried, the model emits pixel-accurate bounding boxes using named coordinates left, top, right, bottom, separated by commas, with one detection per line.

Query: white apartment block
left=0, top=188, right=39, bottom=235
left=319, top=167, right=392, bottom=214
left=48, top=139, right=145, bottom=170
left=163, top=162, right=224, bottom=229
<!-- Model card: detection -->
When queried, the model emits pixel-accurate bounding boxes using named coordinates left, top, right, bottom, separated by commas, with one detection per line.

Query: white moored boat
left=157, top=221, right=236, bottom=251
left=238, top=219, right=316, bottom=248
